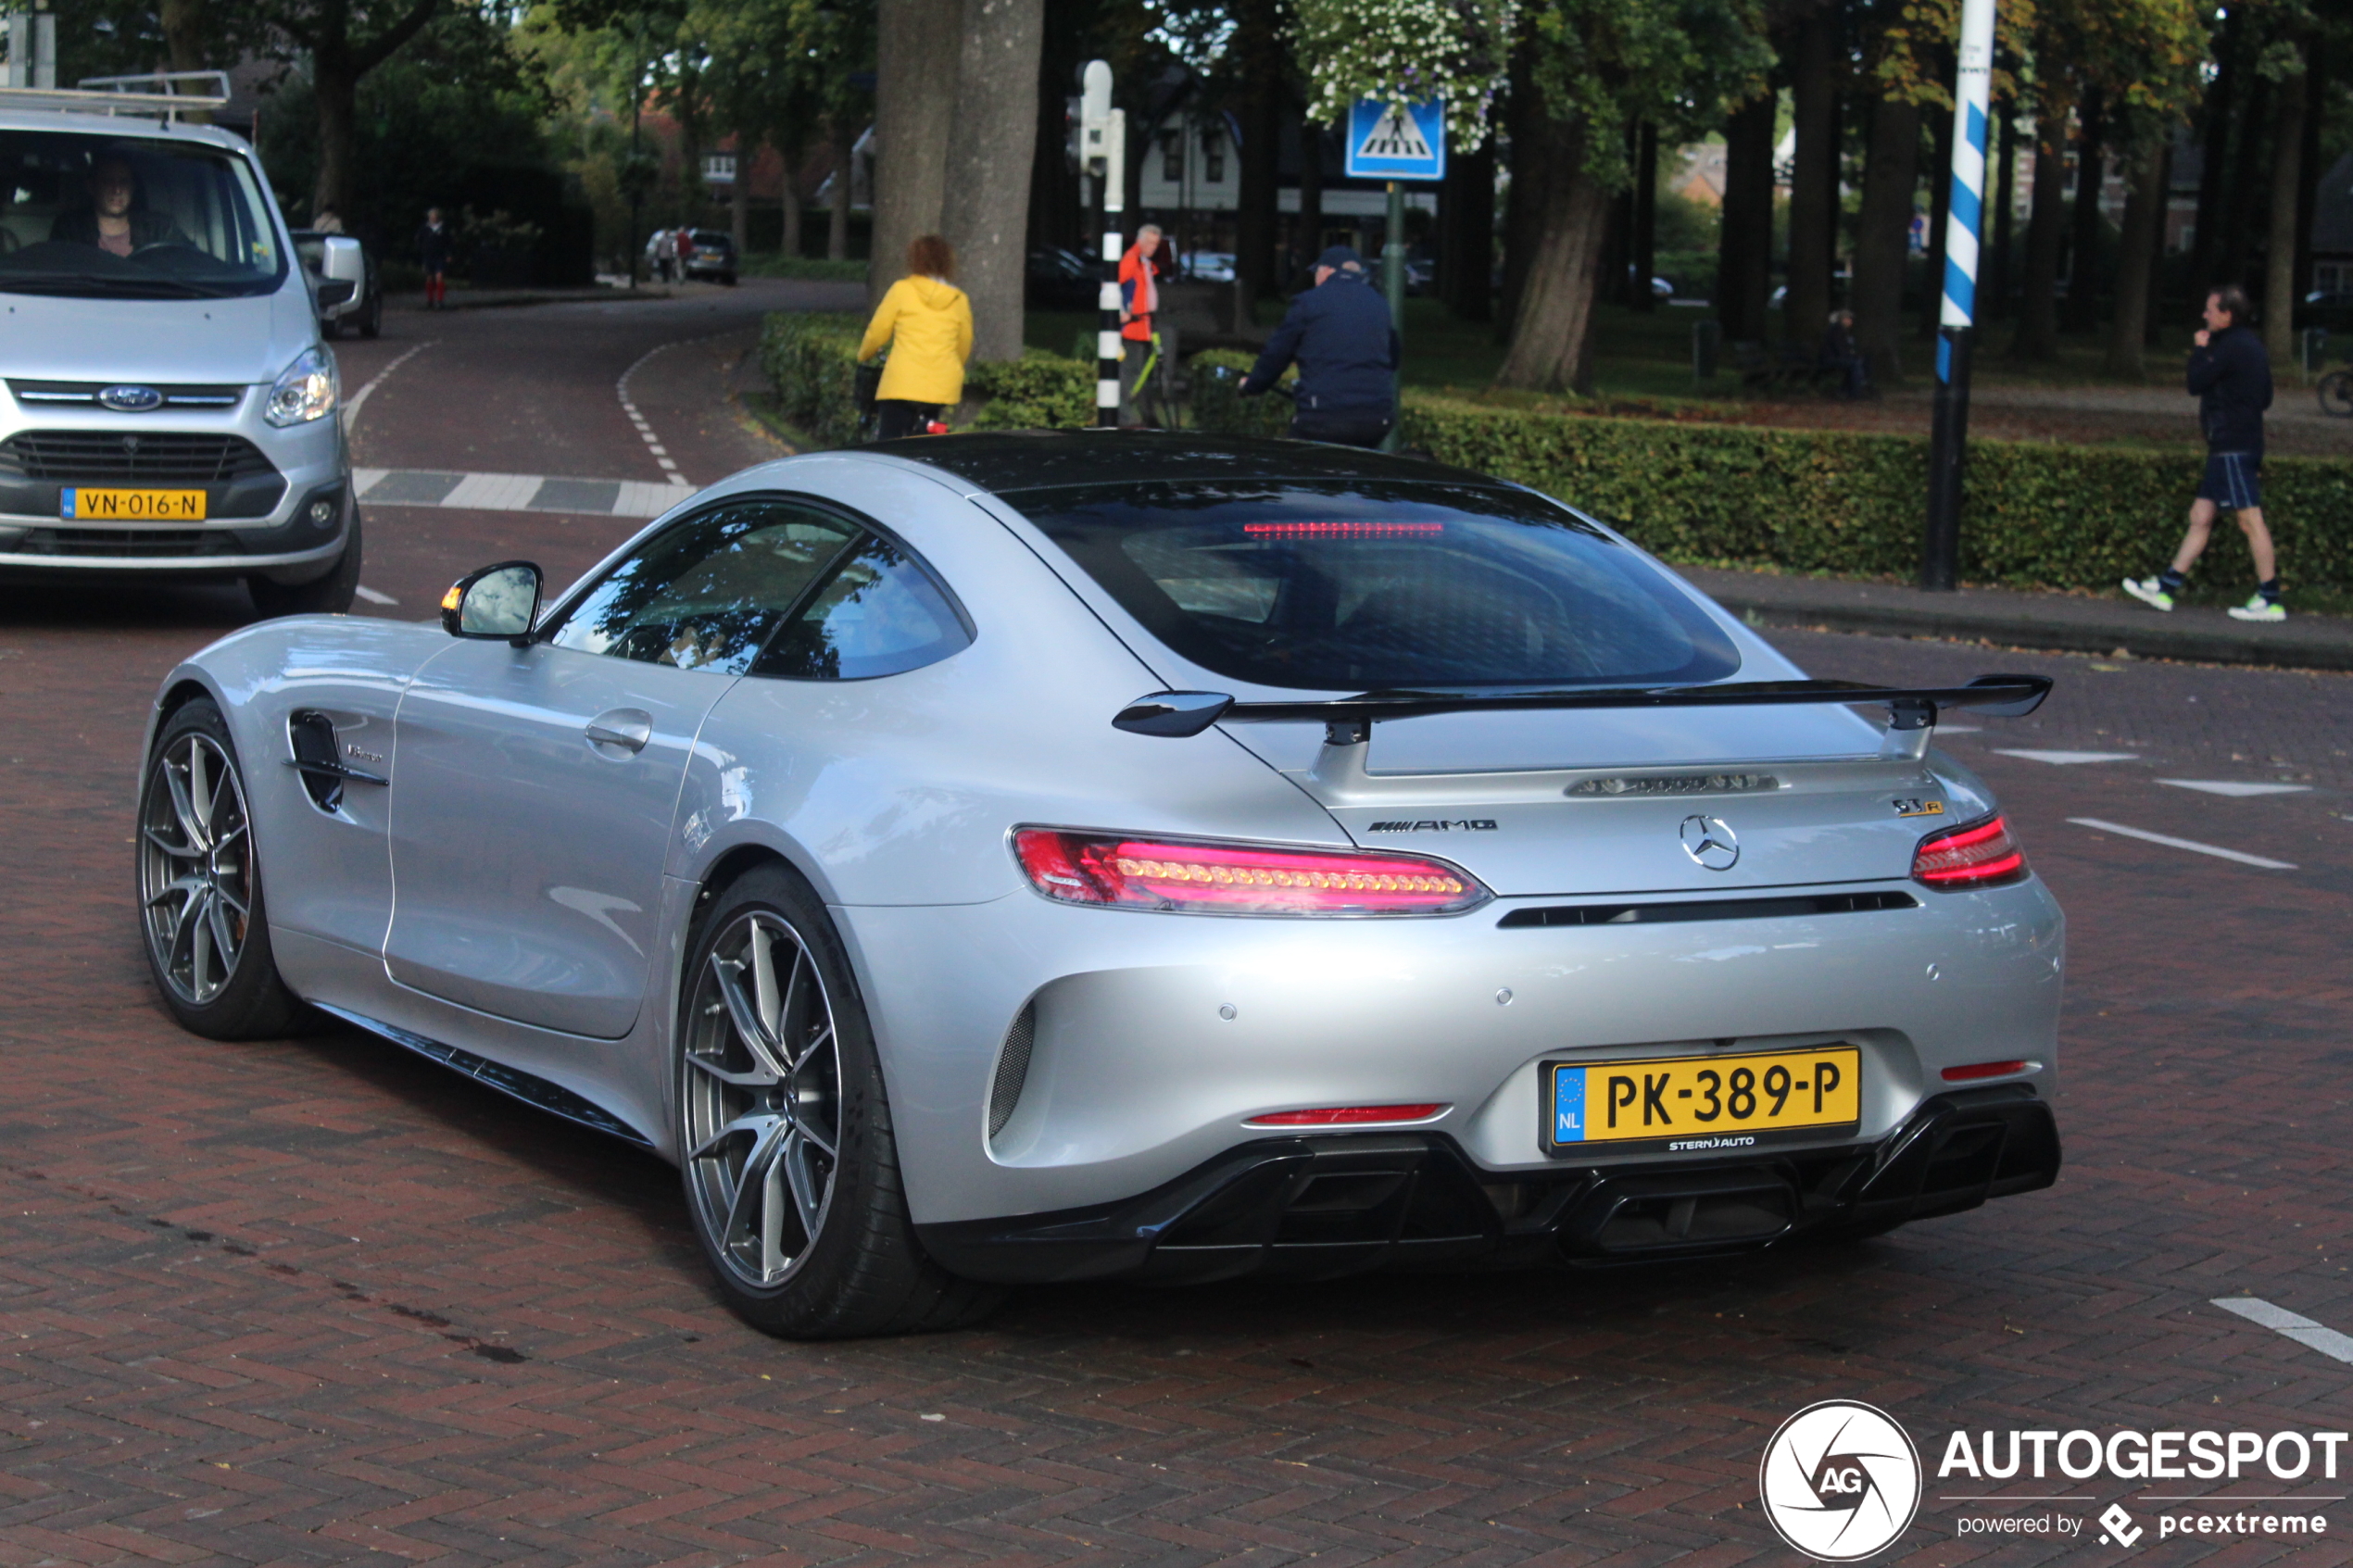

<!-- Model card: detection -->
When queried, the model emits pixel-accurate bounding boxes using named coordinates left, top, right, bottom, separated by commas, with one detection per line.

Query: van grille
left=12, top=528, right=219, bottom=558
left=0, top=432, right=276, bottom=483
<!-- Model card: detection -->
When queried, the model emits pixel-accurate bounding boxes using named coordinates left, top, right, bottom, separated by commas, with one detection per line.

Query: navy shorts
left=2197, top=451, right=2262, bottom=511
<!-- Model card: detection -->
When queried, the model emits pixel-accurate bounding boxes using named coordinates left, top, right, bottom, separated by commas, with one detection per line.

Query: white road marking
left=351, top=469, right=686, bottom=519
left=2157, top=779, right=2312, bottom=797
left=338, top=339, right=435, bottom=435
left=2069, top=818, right=2297, bottom=870
left=616, top=339, right=699, bottom=488
left=2212, top=1298, right=2353, bottom=1364
left=1995, top=748, right=2141, bottom=765
left=352, top=585, right=397, bottom=606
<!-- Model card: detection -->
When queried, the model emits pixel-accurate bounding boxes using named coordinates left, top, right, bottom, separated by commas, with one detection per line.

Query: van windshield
left=1009, top=480, right=1744, bottom=692
left=0, top=130, right=284, bottom=298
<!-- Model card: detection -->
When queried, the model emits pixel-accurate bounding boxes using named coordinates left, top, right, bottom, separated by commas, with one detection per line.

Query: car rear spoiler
left=1112, top=674, right=2054, bottom=749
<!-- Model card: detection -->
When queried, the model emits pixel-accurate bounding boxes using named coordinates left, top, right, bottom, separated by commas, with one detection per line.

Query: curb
left=1680, top=570, right=2353, bottom=672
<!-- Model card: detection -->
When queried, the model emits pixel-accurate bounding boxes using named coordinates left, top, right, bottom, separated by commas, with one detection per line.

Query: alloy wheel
left=682, top=911, right=843, bottom=1289
left=138, top=732, right=254, bottom=1006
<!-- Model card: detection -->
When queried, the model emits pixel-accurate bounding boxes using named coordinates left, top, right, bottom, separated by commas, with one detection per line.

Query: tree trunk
left=1495, top=113, right=1611, bottom=393
left=1629, top=121, right=1658, bottom=312
left=2104, top=132, right=2166, bottom=378
left=1496, top=41, right=1539, bottom=342
left=312, top=57, right=358, bottom=219
left=2217, top=68, right=2269, bottom=294
left=2062, top=90, right=2105, bottom=334
left=731, top=142, right=751, bottom=260
left=2008, top=109, right=2066, bottom=360
left=1235, top=79, right=1281, bottom=323
left=1919, top=98, right=1953, bottom=340
left=158, top=0, right=209, bottom=121
left=2262, top=47, right=2308, bottom=362
left=1785, top=6, right=1840, bottom=344
left=2295, top=32, right=2324, bottom=309
left=1441, top=131, right=1493, bottom=320
left=1853, top=94, right=1919, bottom=386
left=1982, top=103, right=2013, bottom=322
left=870, top=0, right=963, bottom=303
left=778, top=147, right=802, bottom=260
left=827, top=120, right=851, bottom=260
left=1718, top=91, right=1775, bottom=343
left=941, top=0, right=1045, bottom=362
left=2189, top=8, right=2242, bottom=307
left=1297, top=119, right=1326, bottom=291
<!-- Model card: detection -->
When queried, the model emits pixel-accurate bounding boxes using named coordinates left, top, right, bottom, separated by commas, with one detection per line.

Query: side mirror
left=440, top=560, right=542, bottom=642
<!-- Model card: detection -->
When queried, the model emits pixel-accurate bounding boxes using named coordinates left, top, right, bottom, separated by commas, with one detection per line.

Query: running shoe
left=2227, top=595, right=2286, bottom=622
left=2121, top=577, right=2174, bottom=610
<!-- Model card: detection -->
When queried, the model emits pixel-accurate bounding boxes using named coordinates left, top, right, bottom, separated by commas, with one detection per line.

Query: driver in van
left=51, top=153, right=190, bottom=256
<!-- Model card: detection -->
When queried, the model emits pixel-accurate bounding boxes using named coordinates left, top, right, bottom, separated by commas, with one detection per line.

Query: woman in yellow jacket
left=858, top=234, right=974, bottom=441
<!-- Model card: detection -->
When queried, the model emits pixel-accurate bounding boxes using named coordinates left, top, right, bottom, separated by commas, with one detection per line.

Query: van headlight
left=265, top=346, right=338, bottom=427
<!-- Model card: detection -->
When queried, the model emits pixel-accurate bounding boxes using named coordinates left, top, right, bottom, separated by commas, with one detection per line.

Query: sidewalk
left=1680, top=566, right=2353, bottom=671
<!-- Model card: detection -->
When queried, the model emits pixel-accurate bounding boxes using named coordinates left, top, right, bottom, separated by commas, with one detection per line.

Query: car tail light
left=1912, top=814, right=2027, bottom=889
left=1013, top=828, right=1489, bottom=916
left=1245, top=1104, right=1446, bottom=1126
left=1942, top=1060, right=2029, bottom=1082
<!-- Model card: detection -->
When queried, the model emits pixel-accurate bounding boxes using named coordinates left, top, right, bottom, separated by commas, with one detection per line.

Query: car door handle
left=585, top=708, right=653, bottom=756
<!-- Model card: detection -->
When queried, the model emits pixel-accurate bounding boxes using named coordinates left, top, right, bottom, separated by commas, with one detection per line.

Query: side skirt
left=315, top=1002, right=658, bottom=1152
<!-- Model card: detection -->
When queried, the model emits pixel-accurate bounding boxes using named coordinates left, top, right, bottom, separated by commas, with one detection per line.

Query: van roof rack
left=0, top=71, right=231, bottom=123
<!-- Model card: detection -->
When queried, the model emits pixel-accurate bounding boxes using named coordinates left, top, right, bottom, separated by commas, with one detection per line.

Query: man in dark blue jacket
left=1240, top=245, right=1400, bottom=446
left=2124, top=284, right=2283, bottom=621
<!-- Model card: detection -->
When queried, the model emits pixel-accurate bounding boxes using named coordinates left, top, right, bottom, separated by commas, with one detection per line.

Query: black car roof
left=873, top=429, right=1505, bottom=496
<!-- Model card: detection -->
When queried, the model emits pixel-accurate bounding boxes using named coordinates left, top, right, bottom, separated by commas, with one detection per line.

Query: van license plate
left=62, top=488, right=208, bottom=521
left=1545, top=1047, right=1861, bottom=1155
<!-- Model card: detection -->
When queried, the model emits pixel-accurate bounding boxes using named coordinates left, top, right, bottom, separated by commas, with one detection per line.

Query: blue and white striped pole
left=1079, top=61, right=1126, bottom=428
left=1922, top=0, right=1996, bottom=591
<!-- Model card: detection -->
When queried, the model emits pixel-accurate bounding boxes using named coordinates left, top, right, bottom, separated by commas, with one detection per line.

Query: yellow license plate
left=61, top=487, right=207, bottom=521
left=1545, top=1046, right=1861, bottom=1154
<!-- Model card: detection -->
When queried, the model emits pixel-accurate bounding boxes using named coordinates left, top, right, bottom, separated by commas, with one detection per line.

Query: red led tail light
left=1912, top=814, right=2027, bottom=889
left=1240, top=521, right=1444, bottom=538
left=1942, top=1060, right=2029, bottom=1082
left=1013, top=828, right=1490, bottom=916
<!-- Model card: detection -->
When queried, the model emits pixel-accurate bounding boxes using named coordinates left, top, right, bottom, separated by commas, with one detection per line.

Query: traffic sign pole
left=1383, top=180, right=1404, bottom=451
left=1923, top=0, right=1996, bottom=591
left=1079, top=61, right=1126, bottom=430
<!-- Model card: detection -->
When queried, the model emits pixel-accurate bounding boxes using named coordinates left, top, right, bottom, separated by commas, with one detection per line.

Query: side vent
left=988, top=1002, right=1037, bottom=1140
left=287, top=711, right=344, bottom=811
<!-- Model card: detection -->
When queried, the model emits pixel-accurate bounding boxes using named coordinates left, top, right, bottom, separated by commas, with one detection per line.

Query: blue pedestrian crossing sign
left=1343, top=98, right=1445, bottom=182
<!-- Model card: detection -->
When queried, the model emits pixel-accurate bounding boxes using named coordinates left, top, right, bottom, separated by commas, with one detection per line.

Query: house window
left=1202, top=131, right=1225, bottom=184
left=1163, top=132, right=1183, bottom=182
left=2316, top=260, right=2352, bottom=297
left=704, top=154, right=736, bottom=187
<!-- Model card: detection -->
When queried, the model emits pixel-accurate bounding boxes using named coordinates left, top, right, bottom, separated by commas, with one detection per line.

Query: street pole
left=1922, top=0, right=1996, bottom=591
left=1080, top=61, right=1126, bottom=430
left=1382, top=179, right=1404, bottom=451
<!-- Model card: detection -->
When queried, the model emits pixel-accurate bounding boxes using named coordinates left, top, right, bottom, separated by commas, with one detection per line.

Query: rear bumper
left=913, top=1085, right=2059, bottom=1285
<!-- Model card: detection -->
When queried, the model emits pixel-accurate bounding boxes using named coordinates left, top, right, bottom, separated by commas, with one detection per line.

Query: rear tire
left=359, top=288, right=383, bottom=339
left=248, top=513, right=362, bottom=618
left=2320, top=370, right=2353, bottom=419
left=676, top=864, right=1001, bottom=1338
left=136, top=697, right=308, bottom=1040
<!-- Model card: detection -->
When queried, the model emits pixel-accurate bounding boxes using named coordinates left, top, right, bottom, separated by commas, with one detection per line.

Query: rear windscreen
left=1007, top=481, right=1742, bottom=691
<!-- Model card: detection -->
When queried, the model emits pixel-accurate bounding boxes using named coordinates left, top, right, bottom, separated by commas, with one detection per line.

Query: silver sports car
left=137, top=433, right=2063, bottom=1337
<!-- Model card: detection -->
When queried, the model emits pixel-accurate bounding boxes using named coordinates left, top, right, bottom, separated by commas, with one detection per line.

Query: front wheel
left=359, top=288, right=383, bottom=339
left=248, top=513, right=362, bottom=617
left=677, top=865, right=1000, bottom=1337
left=2320, top=370, right=2353, bottom=419
left=136, top=697, right=308, bottom=1039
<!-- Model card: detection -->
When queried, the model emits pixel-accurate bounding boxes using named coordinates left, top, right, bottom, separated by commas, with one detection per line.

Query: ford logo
left=98, top=384, right=164, bottom=412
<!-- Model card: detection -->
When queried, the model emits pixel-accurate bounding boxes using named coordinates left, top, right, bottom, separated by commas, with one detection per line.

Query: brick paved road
left=3, top=301, right=2350, bottom=1564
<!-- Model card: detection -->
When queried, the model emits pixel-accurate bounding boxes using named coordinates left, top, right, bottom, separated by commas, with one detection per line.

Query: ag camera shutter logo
left=1759, top=1400, right=1923, bottom=1561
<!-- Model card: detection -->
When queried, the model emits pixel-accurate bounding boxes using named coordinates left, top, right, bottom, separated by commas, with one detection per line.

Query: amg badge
left=1366, top=819, right=1498, bottom=834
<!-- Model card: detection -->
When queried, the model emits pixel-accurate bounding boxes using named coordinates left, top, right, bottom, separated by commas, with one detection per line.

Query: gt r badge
left=1892, top=798, right=1945, bottom=818
left=1680, top=814, right=1740, bottom=870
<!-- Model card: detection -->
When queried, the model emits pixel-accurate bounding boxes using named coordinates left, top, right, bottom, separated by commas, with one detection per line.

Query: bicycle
left=2320, top=367, right=2353, bottom=419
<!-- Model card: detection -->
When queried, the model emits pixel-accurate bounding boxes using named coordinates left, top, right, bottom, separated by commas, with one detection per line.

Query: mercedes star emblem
left=1680, top=813, right=1740, bottom=871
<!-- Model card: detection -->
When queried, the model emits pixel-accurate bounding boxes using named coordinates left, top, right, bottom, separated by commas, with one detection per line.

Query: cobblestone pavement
left=2, top=303, right=2350, bottom=1564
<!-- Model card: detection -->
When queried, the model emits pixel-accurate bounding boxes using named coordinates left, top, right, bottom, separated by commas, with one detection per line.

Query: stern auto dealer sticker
left=1760, top=1400, right=1924, bottom=1561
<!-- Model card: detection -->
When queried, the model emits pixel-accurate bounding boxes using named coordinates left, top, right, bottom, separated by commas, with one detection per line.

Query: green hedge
left=1188, top=370, right=2353, bottom=591
left=758, top=309, right=1095, bottom=442
left=770, top=315, right=2353, bottom=591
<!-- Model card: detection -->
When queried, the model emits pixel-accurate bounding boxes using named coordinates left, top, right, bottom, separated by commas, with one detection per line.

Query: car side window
left=546, top=500, right=859, bottom=673
left=752, top=532, right=972, bottom=681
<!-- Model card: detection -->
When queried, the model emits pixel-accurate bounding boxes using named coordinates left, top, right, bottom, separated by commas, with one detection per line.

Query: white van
left=0, top=87, right=359, bottom=614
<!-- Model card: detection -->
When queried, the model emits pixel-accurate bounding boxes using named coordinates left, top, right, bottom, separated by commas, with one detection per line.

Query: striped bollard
left=1922, top=0, right=1996, bottom=592
left=1099, top=222, right=1122, bottom=427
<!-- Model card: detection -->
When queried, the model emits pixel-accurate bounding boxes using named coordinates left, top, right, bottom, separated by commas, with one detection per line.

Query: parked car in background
left=679, top=228, right=736, bottom=285
left=1026, top=246, right=1098, bottom=309
left=1182, top=251, right=1235, bottom=283
left=292, top=228, right=380, bottom=339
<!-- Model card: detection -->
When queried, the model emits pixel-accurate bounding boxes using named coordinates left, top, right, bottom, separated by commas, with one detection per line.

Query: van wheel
left=248, top=514, right=362, bottom=618
left=359, top=290, right=383, bottom=339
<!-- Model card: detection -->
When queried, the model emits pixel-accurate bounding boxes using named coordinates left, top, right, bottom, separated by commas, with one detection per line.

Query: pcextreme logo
left=1758, top=1400, right=1924, bottom=1562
